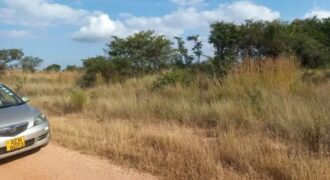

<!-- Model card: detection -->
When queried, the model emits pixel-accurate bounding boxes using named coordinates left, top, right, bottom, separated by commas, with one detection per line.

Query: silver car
left=0, top=83, right=50, bottom=160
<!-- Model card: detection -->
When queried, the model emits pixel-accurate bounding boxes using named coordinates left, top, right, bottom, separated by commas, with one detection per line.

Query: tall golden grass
left=2, top=57, right=330, bottom=179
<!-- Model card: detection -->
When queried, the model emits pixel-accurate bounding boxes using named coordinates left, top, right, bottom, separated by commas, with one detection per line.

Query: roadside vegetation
left=2, top=58, right=330, bottom=179
left=1, top=17, right=330, bottom=179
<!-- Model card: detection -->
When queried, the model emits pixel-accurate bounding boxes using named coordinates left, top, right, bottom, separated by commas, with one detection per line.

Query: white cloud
left=72, top=14, right=126, bottom=42
left=71, top=1, right=279, bottom=42
left=214, top=1, right=280, bottom=22
left=0, top=0, right=280, bottom=43
left=0, top=0, right=88, bottom=26
left=0, top=0, right=124, bottom=41
left=170, top=0, right=205, bottom=6
left=122, top=1, right=280, bottom=37
left=0, top=30, right=30, bottom=38
left=305, top=10, right=330, bottom=19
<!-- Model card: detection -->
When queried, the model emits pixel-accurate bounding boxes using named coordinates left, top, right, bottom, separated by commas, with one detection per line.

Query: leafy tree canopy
left=45, top=64, right=61, bottom=72
left=20, top=56, right=43, bottom=73
left=209, top=18, right=330, bottom=69
left=0, top=49, right=24, bottom=75
left=107, top=31, right=173, bottom=76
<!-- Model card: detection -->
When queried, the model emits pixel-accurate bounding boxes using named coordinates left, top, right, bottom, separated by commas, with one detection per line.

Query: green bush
left=80, top=56, right=113, bottom=87
left=65, top=65, right=81, bottom=72
left=69, top=88, right=88, bottom=111
left=79, top=70, right=97, bottom=88
left=152, top=69, right=193, bottom=89
left=45, top=64, right=61, bottom=72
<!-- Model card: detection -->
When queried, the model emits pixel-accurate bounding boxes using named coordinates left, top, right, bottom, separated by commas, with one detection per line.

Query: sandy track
left=0, top=144, right=157, bottom=180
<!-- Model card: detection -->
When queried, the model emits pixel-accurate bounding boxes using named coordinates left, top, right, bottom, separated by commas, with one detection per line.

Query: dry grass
left=1, top=57, right=330, bottom=179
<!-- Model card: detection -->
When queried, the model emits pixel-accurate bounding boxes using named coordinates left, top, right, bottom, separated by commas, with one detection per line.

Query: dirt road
left=0, top=144, right=157, bottom=180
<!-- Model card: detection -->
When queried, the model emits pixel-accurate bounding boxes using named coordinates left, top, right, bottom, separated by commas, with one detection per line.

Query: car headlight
left=34, top=114, right=48, bottom=126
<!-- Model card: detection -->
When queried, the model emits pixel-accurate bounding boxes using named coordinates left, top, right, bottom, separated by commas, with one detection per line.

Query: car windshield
left=0, top=84, right=24, bottom=108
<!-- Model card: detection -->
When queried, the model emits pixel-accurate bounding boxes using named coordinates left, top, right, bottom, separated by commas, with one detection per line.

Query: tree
left=261, top=21, right=290, bottom=57
left=209, top=22, right=241, bottom=76
left=0, top=49, right=24, bottom=75
left=210, top=19, right=330, bottom=69
left=320, top=18, right=330, bottom=47
left=239, top=20, right=266, bottom=58
left=107, top=31, right=173, bottom=76
left=20, top=56, right=43, bottom=72
left=290, top=33, right=330, bottom=68
left=174, top=36, right=193, bottom=67
left=290, top=18, right=328, bottom=46
left=0, top=49, right=24, bottom=63
left=81, top=56, right=113, bottom=87
left=65, top=65, right=80, bottom=71
left=45, top=64, right=61, bottom=72
left=210, top=22, right=240, bottom=60
left=187, top=35, right=203, bottom=63
left=288, top=18, right=330, bottom=67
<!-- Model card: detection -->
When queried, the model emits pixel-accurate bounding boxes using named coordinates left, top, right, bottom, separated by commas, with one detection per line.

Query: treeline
left=210, top=18, right=330, bottom=70
left=0, top=49, right=81, bottom=74
left=1, top=17, right=329, bottom=84
left=81, top=17, right=330, bottom=86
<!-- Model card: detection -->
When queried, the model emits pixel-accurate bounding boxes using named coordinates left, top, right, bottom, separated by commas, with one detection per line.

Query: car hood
left=0, top=104, right=40, bottom=127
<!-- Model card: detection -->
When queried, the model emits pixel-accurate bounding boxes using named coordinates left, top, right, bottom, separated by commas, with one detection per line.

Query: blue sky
left=1, top=0, right=330, bottom=68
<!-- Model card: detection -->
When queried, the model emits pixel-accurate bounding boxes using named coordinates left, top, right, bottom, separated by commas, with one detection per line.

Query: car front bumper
left=0, top=121, right=50, bottom=160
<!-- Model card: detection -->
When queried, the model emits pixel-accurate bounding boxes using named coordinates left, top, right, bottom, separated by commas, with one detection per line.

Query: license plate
left=6, top=137, right=25, bottom=152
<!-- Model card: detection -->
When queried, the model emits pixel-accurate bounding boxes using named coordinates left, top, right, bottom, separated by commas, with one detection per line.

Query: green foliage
left=209, top=22, right=240, bottom=77
left=81, top=31, right=177, bottom=87
left=0, top=49, right=24, bottom=63
left=80, top=70, right=97, bottom=87
left=153, top=69, right=193, bottom=89
left=290, top=33, right=330, bottom=68
left=191, top=59, right=217, bottom=76
left=187, top=35, right=203, bottom=63
left=20, top=56, right=43, bottom=73
left=69, top=88, right=88, bottom=111
left=108, top=31, right=173, bottom=76
left=173, top=36, right=193, bottom=67
left=65, top=65, right=81, bottom=71
left=210, top=22, right=240, bottom=60
left=209, top=18, right=330, bottom=69
left=0, top=49, right=24, bottom=76
left=290, top=18, right=330, bottom=46
left=81, top=56, right=112, bottom=87
left=45, top=64, right=61, bottom=72
left=79, top=18, right=330, bottom=87
left=260, top=21, right=290, bottom=57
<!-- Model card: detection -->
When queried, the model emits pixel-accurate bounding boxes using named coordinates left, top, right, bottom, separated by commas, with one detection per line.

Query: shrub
left=152, top=69, right=193, bottom=89
left=69, top=88, right=88, bottom=111
left=80, top=56, right=113, bottom=87
left=79, top=70, right=97, bottom=88
left=45, top=64, right=61, bottom=72
left=65, top=65, right=81, bottom=72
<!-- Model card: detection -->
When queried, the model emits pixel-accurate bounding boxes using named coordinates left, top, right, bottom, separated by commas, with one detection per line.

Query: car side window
left=0, top=86, right=18, bottom=106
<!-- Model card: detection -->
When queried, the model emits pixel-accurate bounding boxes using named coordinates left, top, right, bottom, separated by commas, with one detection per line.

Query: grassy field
left=2, top=57, right=330, bottom=179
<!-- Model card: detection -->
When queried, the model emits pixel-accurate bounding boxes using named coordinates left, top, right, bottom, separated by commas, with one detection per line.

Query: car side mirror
left=22, top=96, right=30, bottom=103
